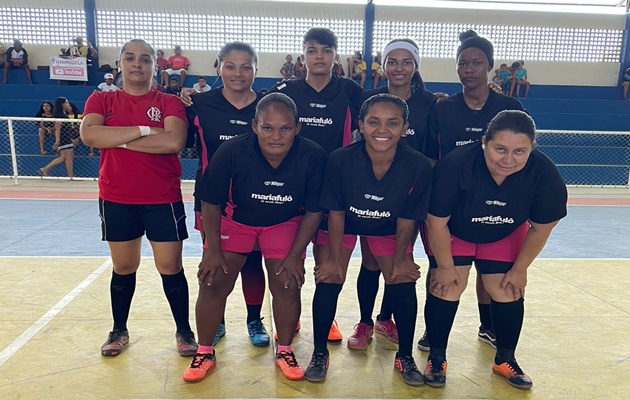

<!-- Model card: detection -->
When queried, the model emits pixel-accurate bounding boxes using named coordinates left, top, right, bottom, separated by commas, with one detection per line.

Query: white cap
left=104, top=73, right=114, bottom=79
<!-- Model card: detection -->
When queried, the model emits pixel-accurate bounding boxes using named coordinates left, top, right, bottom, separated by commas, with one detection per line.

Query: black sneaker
left=394, top=352, right=424, bottom=386
left=417, top=330, right=430, bottom=351
left=478, top=325, right=497, bottom=348
left=424, top=355, right=447, bottom=388
left=304, top=352, right=329, bottom=382
left=101, top=329, right=129, bottom=357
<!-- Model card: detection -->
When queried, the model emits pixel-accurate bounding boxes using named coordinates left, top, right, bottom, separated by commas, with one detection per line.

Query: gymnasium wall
left=1, top=0, right=626, bottom=86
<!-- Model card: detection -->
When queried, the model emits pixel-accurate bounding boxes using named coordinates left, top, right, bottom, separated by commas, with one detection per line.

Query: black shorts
left=99, top=198, right=189, bottom=242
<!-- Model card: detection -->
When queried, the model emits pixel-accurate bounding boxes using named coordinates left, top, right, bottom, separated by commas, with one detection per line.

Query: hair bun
left=459, top=30, right=479, bottom=43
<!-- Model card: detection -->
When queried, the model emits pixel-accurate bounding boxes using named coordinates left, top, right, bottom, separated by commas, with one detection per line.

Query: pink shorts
left=426, top=222, right=529, bottom=274
left=194, top=211, right=203, bottom=232
left=204, top=216, right=304, bottom=259
left=314, top=230, right=413, bottom=257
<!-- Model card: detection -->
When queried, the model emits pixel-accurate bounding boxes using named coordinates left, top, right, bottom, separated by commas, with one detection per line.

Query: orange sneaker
left=274, top=320, right=301, bottom=341
left=327, top=320, right=343, bottom=343
left=275, top=350, right=305, bottom=380
left=182, top=351, right=216, bottom=382
left=492, top=359, right=533, bottom=389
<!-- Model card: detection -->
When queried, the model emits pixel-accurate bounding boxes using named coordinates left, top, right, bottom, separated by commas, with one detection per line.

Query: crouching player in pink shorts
left=304, top=94, right=432, bottom=386
left=183, top=93, right=327, bottom=382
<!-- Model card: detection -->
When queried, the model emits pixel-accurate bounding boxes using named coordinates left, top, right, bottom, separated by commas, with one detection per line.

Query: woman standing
left=419, top=30, right=525, bottom=352
left=185, top=41, right=270, bottom=347
left=38, top=97, right=79, bottom=178
left=347, top=39, right=438, bottom=350
left=35, top=101, right=54, bottom=155
left=305, top=94, right=432, bottom=386
left=183, top=93, right=326, bottom=382
left=80, top=39, right=197, bottom=357
left=423, top=110, right=567, bottom=389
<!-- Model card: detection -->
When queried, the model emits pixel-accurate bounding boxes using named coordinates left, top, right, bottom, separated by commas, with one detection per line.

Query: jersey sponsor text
left=364, top=194, right=384, bottom=201
left=299, top=116, right=333, bottom=127
left=264, top=181, right=285, bottom=187
left=485, top=200, right=507, bottom=206
left=470, top=215, right=515, bottom=225
left=219, top=134, right=237, bottom=141
left=349, top=205, right=391, bottom=219
left=251, top=193, right=293, bottom=204
left=455, top=139, right=476, bottom=147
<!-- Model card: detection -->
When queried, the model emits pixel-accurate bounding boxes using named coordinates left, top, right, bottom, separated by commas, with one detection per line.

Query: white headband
left=382, top=41, right=421, bottom=70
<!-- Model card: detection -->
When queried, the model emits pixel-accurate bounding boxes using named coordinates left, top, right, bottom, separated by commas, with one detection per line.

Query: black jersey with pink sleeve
left=187, top=89, right=263, bottom=211
left=429, top=143, right=567, bottom=243
left=268, top=76, right=362, bottom=154
left=83, top=90, right=187, bottom=204
left=320, top=141, right=432, bottom=236
left=425, top=90, right=524, bottom=160
left=359, top=87, right=437, bottom=154
left=195, top=133, right=327, bottom=227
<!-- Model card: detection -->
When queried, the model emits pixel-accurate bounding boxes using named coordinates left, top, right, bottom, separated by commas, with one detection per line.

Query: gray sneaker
left=394, top=353, right=425, bottom=386
left=304, top=352, right=329, bottom=382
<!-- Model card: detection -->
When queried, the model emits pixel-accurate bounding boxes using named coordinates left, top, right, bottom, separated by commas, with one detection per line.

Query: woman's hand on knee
left=390, top=257, right=420, bottom=283
left=276, top=255, right=305, bottom=289
left=314, top=258, right=345, bottom=284
left=197, top=251, right=229, bottom=286
left=430, top=267, right=461, bottom=298
left=500, top=268, right=527, bottom=300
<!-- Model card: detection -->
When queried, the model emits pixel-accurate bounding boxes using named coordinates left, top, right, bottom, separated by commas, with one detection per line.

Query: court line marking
left=0, top=257, right=112, bottom=367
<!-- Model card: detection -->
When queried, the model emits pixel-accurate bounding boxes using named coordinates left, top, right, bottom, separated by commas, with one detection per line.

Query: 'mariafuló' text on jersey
left=83, top=90, right=187, bottom=204
left=269, top=76, right=362, bottom=154
left=429, top=143, right=567, bottom=244
left=425, top=90, right=524, bottom=160
left=195, top=133, right=327, bottom=227
left=359, top=87, right=437, bottom=154
left=320, top=141, right=432, bottom=236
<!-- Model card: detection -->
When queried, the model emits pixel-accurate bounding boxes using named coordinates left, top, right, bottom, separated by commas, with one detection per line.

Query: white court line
left=0, top=257, right=112, bottom=367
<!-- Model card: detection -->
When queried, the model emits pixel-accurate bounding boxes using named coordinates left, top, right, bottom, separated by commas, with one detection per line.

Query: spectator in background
left=280, top=54, right=295, bottom=80
left=193, top=76, right=211, bottom=93
left=621, top=67, right=630, bottom=101
left=494, top=63, right=512, bottom=94
left=0, top=44, right=6, bottom=68
left=510, top=61, right=530, bottom=98
left=35, top=101, right=55, bottom=155
left=38, top=97, right=80, bottom=178
left=61, top=36, right=98, bottom=59
left=371, top=51, right=386, bottom=89
left=97, top=73, right=118, bottom=92
left=347, top=51, right=367, bottom=88
left=161, top=45, right=190, bottom=88
left=156, top=49, right=168, bottom=85
left=331, top=54, right=344, bottom=78
left=293, top=55, right=306, bottom=80
left=163, top=77, right=182, bottom=97
left=3, top=40, right=32, bottom=84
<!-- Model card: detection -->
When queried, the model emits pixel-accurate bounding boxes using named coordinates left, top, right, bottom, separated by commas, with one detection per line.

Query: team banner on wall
left=49, top=57, right=88, bottom=81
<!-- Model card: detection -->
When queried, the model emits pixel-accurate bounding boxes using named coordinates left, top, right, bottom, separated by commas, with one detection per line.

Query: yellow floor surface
left=1, top=257, right=629, bottom=399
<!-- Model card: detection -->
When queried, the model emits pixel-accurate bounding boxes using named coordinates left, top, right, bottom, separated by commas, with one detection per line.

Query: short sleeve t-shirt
left=192, top=83, right=211, bottom=92
left=497, top=69, right=511, bottom=82
left=83, top=90, right=188, bottom=204
left=188, top=89, right=263, bottom=210
left=320, top=141, right=432, bottom=236
left=156, top=58, right=168, bottom=70
left=354, top=61, right=367, bottom=73
left=358, top=87, right=437, bottom=154
left=515, top=68, right=527, bottom=80
left=167, top=55, right=190, bottom=70
left=269, top=76, right=363, bottom=154
left=425, top=90, right=524, bottom=160
left=97, top=82, right=118, bottom=92
left=195, top=134, right=327, bottom=227
left=429, top=143, right=567, bottom=243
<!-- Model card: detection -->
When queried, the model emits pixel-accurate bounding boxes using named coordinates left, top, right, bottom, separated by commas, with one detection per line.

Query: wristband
left=118, top=143, right=127, bottom=148
left=139, top=126, right=151, bottom=137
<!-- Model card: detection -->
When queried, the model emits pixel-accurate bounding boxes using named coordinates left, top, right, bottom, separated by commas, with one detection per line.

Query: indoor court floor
left=0, top=178, right=629, bottom=400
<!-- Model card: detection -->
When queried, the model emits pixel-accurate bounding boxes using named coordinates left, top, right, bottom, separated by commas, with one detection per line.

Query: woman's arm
left=390, top=217, right=421, bottom=282
left=278, top=211, right=324, bottom=288
left=124, top=116, right=187, bottom=154
left=53, top=122, right=61, bottom=147
left=198, top=201, right=228, bottom=286
left=80, top=113, right=155, bottom=148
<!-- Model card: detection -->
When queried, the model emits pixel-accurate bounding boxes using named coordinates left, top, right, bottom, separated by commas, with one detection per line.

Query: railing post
left=7, top=119, right=19, bottom=185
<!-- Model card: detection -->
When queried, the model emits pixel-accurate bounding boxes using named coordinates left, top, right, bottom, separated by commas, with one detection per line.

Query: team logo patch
left=264, top=181, right=285, bottom=187
left=309, top=102, right=327, bottom=108
left=364, top=194, right=384, bottom=201
left=146, top=106, right=162, bottom=123
left=230, top=119, right=248, bottom=125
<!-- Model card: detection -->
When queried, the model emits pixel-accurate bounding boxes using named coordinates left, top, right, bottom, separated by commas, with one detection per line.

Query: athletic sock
left=197, top=344, right=213, bottom=354
left=241, top=251, right=265, bottom=323
left=377, top=283, right=394, bottom=322
left=478, top=303, right=493, bottom=330
left=110, top=271, right=136, bottom=331
left=389, top=282, right=417, bottom=357
left=425, top=292, right=459, bottom=359
left=312, top=282, right=342, bottom=354
left=161, top=268, right=192, bottom=333
left=491, top=298, right=524, bottom=361
left=356, top=265, right=380, bottom=325
left=277, top=344, right=292, bottom=354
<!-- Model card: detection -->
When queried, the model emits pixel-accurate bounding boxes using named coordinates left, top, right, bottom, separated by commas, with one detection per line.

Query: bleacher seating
left=0, top=70, right=628, bottom=184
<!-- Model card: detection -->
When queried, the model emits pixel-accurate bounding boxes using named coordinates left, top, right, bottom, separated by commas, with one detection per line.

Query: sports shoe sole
left=492, top=369, right=533, bottom=389
left=478, top=335, right=497, bottom=349
left=347, top=336, right=372, bottom=350
left=394, top=367, right=425, bottom=386
left=101, top=339, right=129, bottom=357
left=417, top=342, right=430, bottom=351
left=375, top=330, right=398, bottom=344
